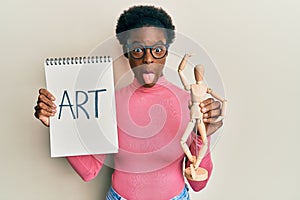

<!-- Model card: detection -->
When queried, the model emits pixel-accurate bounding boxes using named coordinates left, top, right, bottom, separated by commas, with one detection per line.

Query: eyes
left=153, top=47, right=163, bottom=53
left=132, top=46, right=163, bottom=53
left=133, top=47, right=143, bottom=53
left=127, top=43, right=168, bottom=59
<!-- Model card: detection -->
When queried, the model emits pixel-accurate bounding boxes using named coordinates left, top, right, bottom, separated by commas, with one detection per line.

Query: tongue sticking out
left=143, top=73, right=155, bottom=84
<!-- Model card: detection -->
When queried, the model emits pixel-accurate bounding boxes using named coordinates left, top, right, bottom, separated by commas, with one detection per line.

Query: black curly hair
left=116, top=5, right=175, bottom=45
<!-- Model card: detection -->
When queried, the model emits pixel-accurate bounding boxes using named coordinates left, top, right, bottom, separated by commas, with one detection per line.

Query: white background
left=1, top=0, right=299, bottom=199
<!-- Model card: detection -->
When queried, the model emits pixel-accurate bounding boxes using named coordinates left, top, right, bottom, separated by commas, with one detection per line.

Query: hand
left=200, top=98, right=223, bottom=136
left=34, top=88, right=57, bottom=127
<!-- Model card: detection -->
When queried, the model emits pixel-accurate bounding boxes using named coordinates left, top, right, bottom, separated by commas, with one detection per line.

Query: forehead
left=127, top=27, right=167, bottom=45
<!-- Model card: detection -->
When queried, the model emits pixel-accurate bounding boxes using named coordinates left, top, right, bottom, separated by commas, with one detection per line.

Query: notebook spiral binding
left=45, top=56, right=111, bottom=66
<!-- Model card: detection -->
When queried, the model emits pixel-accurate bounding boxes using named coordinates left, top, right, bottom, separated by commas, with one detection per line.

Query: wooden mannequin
left=178, top=54, right=227, bottom=181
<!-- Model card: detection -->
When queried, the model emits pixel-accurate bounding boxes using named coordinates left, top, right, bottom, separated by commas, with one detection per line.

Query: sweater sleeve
left=186, top=134, right=213, bottom=192
left=66, top=154, right=106, bottom=182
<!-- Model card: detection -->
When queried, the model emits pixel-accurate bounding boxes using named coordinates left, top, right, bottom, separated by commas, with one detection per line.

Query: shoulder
left=115, top=83, right=132, bottom=97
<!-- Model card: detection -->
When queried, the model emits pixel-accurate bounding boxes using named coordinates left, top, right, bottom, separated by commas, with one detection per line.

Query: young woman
left=34, top=5, right=223, bottom=200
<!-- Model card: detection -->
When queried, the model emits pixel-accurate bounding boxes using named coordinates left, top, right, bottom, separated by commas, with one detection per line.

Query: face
left=126, top=27, right=168, bottom=88
left=194, top=65, right=204, bottom=83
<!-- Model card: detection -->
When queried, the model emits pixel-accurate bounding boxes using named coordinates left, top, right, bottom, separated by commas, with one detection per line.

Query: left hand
left=200, top=98, right=223, bottom=136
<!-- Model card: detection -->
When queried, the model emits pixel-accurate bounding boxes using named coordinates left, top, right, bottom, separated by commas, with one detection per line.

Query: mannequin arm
left=178, top=53, right=192, bottom=71
left=178, top=70, right=191, bottom=91
left=178, top=54, right=192, bottom=90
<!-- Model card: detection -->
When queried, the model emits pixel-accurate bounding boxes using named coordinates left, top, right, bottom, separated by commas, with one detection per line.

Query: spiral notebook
left=44, top=56, right=118, bottom=157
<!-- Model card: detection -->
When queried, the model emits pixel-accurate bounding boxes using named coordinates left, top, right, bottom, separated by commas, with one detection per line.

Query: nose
left=143, top=48, right=154, bottom=64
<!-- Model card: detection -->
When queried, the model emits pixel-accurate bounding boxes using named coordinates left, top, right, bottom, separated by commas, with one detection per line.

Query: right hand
left=34, top=88, right=57, bottom=127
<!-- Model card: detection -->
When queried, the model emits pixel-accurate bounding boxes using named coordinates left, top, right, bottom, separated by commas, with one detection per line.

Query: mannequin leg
left=194, top=120, right=208, bottom=169
left=180, top=119, right=196, bottom=163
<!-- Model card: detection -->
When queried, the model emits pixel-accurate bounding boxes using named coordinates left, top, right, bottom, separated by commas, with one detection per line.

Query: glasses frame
left=126, top=43, right=169, bottom=60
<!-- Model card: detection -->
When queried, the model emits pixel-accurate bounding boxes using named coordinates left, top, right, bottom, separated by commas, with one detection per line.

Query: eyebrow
left=128, top=40, right=166, bottom=45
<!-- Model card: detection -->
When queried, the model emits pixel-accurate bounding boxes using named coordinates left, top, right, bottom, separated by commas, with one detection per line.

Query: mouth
left=142, top=71, right=155, bottom=84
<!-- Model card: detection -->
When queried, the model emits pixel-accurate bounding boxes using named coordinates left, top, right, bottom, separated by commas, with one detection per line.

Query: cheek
left=157, top=58, right=166, bottom=70
left=158, top=56, right=167, bottom=63
left=129, top=59, right=139, bottom=69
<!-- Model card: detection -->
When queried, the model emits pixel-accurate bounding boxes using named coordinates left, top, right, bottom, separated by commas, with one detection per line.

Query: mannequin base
left=184, top=167, right=208, bottom=181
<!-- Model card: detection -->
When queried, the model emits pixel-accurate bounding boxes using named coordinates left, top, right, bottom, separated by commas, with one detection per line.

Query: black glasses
left=126, top=43, right=169, bottom=59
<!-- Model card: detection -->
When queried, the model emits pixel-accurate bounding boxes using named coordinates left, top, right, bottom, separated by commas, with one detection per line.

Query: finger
left=35, top=108, right=55, bottom=118
left=34, top=109, right=39, bottom=119
left=38, top=102, right=57, bottom=114
left=39, top=88, right=56, bottom=101
left=34, top=109, right=51, bottom=127
left=34, top=105, right=39, bottom=112
left=203, top=109, right=221, bottom=118
left=200, top=98, right=214, bottom=108
left=201, top=101, right=221, bottom=113
left=38, top=94, right=57, bottom=109
left=36, top=114, right=50, bottom=127
left=39, top=108, right=55, bottom=117
left=203, top=117, right=218, bottom=123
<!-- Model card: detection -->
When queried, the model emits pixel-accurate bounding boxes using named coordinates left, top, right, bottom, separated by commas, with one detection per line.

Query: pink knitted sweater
left=67, top=76, right=213, bottom=199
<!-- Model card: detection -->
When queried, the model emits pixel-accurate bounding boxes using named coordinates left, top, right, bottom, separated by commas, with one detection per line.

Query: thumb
left=40, top=116, right=50, bottom=127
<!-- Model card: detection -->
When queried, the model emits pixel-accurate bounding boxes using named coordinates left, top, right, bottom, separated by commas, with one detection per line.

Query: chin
left=142, top=82, right=156, bottom=88
left=136, top=78, right=156, bottom=88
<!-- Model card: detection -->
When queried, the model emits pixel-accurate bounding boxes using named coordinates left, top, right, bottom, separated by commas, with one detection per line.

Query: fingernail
left=202, top=108, right=206, bottom=112
left=200, top=103, right=204, bottom=107
left=204, top=113, right=208, bottom=117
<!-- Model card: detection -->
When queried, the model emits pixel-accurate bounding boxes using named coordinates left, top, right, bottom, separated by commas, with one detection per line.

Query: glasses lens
left=129, top=45, right=145, bottom=59
left=151, top=44, right=167, bottom=59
